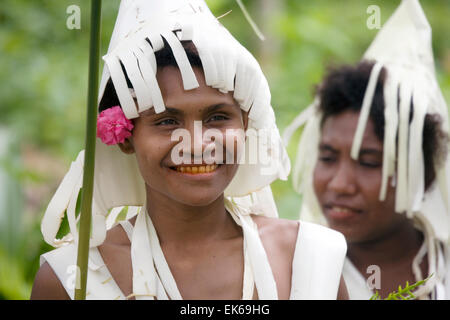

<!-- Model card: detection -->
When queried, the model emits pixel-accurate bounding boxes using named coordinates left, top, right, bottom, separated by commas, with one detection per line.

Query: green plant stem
left=74, top=0, right=102, bottom=301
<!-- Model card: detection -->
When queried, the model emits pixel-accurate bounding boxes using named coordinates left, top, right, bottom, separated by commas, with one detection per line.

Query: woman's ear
left=118, top=137, right=135, bottom=154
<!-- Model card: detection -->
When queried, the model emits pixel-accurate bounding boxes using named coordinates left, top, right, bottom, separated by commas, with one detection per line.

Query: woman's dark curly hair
left=316, top=60, right=448, bottom=191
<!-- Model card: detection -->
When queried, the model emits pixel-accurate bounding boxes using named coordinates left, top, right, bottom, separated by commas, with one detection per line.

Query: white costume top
left=342, top=240, right=450, bottom=300
left=40, top=202, right=347, bottom=300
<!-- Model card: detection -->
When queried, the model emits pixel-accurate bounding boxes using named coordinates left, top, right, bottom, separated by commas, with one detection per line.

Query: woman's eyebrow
left=359, top=148, right=383, bottom=156
left=318, top=143, right=337, bottom=153
left=140, top=107, right=184, bottom=117
left=162, top=107, right=184, bottom=115
left=139, top=103, right=237, bottom=117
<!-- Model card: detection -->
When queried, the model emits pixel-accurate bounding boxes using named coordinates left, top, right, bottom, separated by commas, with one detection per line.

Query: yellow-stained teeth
left=175, top=165, right=218, bottom=174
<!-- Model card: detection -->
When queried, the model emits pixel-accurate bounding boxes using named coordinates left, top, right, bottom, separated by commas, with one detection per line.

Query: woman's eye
left=360, top=161, right=381, bottom=168
left=156, top=119, right=178, bottom=126
left=208, top=115, right=228, bottom=122
left=319, top=156, right=335, bottom=163
left=358, top=156, right=381, bottom=168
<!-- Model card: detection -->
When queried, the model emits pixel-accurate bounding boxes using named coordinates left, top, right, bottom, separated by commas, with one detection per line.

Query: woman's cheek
left=356, top=168, right=383, bottom=204
left=313, top=163, right=331, bottom=197
left=221, top=128, right=246, bottom=164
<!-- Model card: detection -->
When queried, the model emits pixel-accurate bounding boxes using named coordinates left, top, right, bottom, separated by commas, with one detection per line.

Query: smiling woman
left=118, top=65, right=247, bottom=207
left=98, top=42, right=249, bottom=207
left=30, top=0, right=348, bottom=301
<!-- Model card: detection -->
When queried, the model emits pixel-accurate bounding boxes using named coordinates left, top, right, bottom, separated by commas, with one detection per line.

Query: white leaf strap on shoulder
left=227, top=203, right=255, bottom=300
left=239, top=214, right=278, bottom=299
left=241, top=231, right=255, bottom=300
left=145, top=211, right=183, bottom=300
left=130, top=208, right=157, bottom=300
left=226, top=200, right=278, bottom=300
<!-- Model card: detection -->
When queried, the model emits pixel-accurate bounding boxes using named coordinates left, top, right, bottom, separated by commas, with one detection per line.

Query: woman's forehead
left=132, top=66, right=239, bottom=115
left=320, top=111, right=383, bottom=151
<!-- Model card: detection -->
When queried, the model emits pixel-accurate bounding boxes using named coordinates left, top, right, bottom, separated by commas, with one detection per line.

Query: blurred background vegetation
left=0, top=0, right=449, bottom=299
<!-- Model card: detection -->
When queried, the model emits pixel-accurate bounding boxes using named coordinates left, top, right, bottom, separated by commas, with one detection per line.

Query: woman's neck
left=347, top=219, right=424, bottom=272
left=145, top=187, right=241, bottom=246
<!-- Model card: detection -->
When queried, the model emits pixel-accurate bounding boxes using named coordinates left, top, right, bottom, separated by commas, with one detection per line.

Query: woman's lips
left=325, top=205, right=362, bottom=220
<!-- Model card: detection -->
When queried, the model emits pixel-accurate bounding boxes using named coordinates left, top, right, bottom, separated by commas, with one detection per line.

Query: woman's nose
left=190, top=120, right=204, bottom=161
left=328, top=162, right=357, bottom=195
left=186, top=121, right=220, bottom=163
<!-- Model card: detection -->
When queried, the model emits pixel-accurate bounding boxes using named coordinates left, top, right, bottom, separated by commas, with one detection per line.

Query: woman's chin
left=326, top=220, right=361, bottom=243
left=172, top=191, right=224, bottom=207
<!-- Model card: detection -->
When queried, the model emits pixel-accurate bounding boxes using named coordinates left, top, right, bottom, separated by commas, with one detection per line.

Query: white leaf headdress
left=284, top=0, right=450, bottom=298
left=41, top=0, right=290, bottom=248
left=284, top=0, right=450, bottom=241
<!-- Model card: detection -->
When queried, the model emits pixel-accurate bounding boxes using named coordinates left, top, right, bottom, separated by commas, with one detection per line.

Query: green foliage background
left=0, top=0, right=449, bottom=299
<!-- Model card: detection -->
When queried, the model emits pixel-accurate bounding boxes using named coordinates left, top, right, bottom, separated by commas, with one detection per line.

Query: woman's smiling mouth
left=171, top=164, right=219, bottom=174
left=324, top=204, right=363, bottom=221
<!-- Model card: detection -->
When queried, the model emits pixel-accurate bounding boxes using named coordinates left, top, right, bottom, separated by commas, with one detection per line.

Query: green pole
left=75, top=0, right=102, bottom=300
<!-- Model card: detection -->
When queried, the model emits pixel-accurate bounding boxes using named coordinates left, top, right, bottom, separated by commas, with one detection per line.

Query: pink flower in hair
left=97, top=106, right=134, bottom=145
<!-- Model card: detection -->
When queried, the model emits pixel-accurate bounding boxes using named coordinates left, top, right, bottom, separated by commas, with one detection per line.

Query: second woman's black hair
left=317, top=60, right=448, bottom=191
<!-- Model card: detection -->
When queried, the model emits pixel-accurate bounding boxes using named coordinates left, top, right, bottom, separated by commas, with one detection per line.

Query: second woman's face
left=124, top=66, right=247, bottom=207
left=313, top=111, right=407, bottom=244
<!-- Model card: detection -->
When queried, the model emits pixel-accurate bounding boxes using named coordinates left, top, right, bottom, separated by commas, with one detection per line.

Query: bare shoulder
left=30, top=261, right=70, bottom=300
left=337, top=276, right=349, bottom=300
left=250, top=215, right=300, bottom=256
